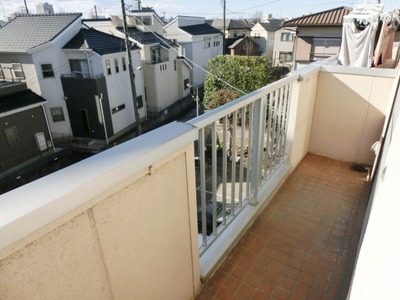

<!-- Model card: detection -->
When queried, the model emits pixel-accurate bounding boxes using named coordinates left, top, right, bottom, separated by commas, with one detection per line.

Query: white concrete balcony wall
left=0, top=122, right=201, bottom=299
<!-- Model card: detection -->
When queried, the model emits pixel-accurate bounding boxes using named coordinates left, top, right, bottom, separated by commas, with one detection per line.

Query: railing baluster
left=212, top=122, right=218, bottom=235
left=199, top=128, right=207, bottom=246
left=222, top=115, right=228, bottom=224
left=231, top=111, right=237, bottom=216
left=238, top=106, right=246, bottom=208
left=266, top=92, right=273, bottom=178
left=246, top=103, right=253, bottom=202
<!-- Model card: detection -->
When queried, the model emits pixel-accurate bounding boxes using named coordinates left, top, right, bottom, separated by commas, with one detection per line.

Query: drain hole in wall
left=350, top=164, right=368, bottom=173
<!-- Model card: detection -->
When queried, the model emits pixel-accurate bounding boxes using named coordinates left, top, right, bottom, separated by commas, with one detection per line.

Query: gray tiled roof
left=63, top=28, right=140, bottom=55
left=0, top=89, right=46, bottom=113
left=0, top=13, right=81, bottom=53
left=180, top=24, right=222, bottom=35
left=259, top=19, right=285, bottom=32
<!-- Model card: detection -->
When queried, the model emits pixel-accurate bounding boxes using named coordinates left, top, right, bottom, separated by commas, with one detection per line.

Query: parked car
left=197, top=202, right=230, bottom=235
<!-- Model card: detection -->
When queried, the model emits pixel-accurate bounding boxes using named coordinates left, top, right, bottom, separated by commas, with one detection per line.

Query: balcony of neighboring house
left=0, top=52, right=400, bottom=299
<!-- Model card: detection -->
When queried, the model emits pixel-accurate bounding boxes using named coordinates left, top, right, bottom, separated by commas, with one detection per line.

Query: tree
left=204, top=55, right=273, bottom=109
left=251, top=10, right=264, bottom=24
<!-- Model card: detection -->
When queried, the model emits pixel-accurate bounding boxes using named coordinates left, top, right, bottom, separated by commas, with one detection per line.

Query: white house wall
left=273, top=28, right=295, bottom=67
left=103, top=50, right=145, bottom=134
left=0, top=17, right=83, bottom=138
left=251, top=23, right=273, bottom=56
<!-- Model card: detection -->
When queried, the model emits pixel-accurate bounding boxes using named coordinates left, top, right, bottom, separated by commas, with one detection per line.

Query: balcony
left=0, top=58, right=399, bottom=299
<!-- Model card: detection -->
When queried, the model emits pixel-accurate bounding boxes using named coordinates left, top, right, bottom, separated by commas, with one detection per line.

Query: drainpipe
left=41, top=104, right=55, bottom=151
left=97, top=93, right=109, bottom=145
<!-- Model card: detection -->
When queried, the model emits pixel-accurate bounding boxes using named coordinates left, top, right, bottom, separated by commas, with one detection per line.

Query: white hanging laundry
left=338, top=4, right=383, bottom=67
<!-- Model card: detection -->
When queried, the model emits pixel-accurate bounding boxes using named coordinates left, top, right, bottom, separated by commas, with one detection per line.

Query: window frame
left=50, top=107, right=65, bottom=122
left=114, top=58, right=119, bottom=73
left=4, top=126, right=20, bottom=147
left=106, top=59, right=111, bottom=75
left=281, top=32, right=294, bottom=42
left=12, top=63, right=24, bottom=79
left=41, top=63, right=54, bottom=78
left=122, top=57, right=127, bottom=71
left=279, top=51, right=293, bottom=62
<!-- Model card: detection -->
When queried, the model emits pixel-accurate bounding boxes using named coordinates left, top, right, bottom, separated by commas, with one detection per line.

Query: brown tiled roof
left=283, top=6, right=352, bottom=27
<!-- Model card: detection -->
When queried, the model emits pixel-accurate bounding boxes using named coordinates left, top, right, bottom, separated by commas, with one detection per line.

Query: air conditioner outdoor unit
left=34, top=132, right=47, bottom=151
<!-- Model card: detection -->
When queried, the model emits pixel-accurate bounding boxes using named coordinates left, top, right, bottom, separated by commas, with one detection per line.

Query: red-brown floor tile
left=196, top=154, right=369, bottom=300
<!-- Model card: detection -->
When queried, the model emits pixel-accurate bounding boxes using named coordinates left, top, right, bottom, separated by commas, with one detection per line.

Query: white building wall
left=103, top=49, right=146, bottom=134
left=1, top=17, right=83, bottom=138
left=273, top=28, right=295, bottom=67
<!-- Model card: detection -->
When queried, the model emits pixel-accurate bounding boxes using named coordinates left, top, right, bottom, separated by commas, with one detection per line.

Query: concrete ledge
left=199, top=162, right=291, bottom=281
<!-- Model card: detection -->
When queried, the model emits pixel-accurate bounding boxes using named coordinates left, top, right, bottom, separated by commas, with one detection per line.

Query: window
left=311, top=38, right=341, bottom=60
left=136, top=95, right=143, bottom=109
left=0, top=65, right=4, bottom=79
left=122, top=57, right=127, bottom=71
left=112, top=104, right=126, bottom=114
left=213, top=36, right=221, bottom=47
left=50, top=107, right=65, bottom=122
left=106, top=60, right=111, bottom=75
left=279, top=52, right=293, bottom=62
left=204, top=37, right=211, bottom=48
left=12, top=63, right=24, bottom=79
left=114, top=58, right=119, bottom=73
left=4, top=126, right=20, bottom=146
left=70, top=60, right=90, bottom=78
left=136, top=16, right=152, bottom=25
left=151, top=47, right=161, bottom=63
left=281, top=32, right=294, bottom=42
left=41, top=64, right=54, bottom=78
left=160, top=64, right=167, bottom=71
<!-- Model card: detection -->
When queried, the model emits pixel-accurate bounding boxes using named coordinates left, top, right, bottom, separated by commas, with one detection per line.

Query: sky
left=1, top=0, right=399, bottom=21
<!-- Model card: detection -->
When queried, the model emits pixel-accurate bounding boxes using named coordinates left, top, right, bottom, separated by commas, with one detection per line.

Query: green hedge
left=204, top=55, right=274, bottom=110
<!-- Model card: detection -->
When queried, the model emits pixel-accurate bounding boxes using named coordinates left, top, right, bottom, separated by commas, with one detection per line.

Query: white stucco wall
left=348, top=73, right=400, bottom=299
left=310, top=68, right=393, bottom=165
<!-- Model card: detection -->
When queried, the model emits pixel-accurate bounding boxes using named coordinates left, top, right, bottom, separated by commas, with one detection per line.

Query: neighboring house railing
left=310, top=52, right=339, bottom=61
left=187, top=75, right=296, bottom=255
left=61, top=73, right=105, bottom=79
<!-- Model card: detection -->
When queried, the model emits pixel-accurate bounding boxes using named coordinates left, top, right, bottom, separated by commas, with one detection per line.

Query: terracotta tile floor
left=196, top=154, right=371, bottom=300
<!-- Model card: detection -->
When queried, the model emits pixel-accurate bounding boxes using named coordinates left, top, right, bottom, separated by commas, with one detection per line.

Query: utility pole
left=121, top=0, right=142, bottom=136
left=23, top=0, right=29, bottom=14
left=222, top=0, right=226, bottom=55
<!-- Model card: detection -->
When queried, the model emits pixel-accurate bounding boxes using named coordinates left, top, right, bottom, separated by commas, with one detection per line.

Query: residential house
left=0, top=14, right=83, bottom=138
left=0, top=82, right=52, bottom=173
left=164, top=16, right=223, bottom=86
left=207, top=18, right=253, bottom=54
left=0, top=14, right=145, bottom=145
left=84, top=11, right=193, bottom=118
left=228, top=36, right=259, bottom=56
left=208, top=19, right=253, bottom=39
left=272, top=26, right=296, bottom=69
left=61, top=27, right=145, bottom=144
left=283, top=6, right=352, bottom=70
left=251, top=19, right=285, bottom=58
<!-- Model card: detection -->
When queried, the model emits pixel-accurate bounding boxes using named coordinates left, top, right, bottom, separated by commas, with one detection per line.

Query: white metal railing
left=187, top=75, right=297, bottom=255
